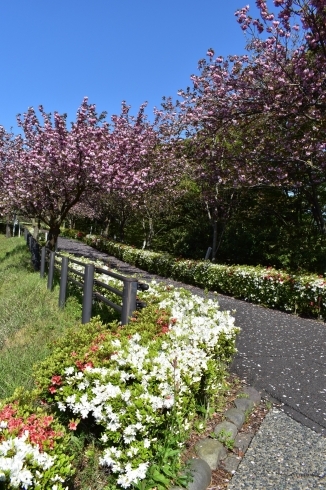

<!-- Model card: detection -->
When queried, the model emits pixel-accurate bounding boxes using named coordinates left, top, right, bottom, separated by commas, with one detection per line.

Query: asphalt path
left=58, top=237, right=326, bottom=436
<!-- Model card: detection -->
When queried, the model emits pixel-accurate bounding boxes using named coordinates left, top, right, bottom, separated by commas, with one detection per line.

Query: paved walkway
left=58, top=237, right=326, bottom=489
left=228, top=409, right=326, bottom=489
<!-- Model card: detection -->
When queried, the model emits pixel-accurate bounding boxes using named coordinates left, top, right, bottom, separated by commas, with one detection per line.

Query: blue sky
left=0, top=1, right=260, bottom=132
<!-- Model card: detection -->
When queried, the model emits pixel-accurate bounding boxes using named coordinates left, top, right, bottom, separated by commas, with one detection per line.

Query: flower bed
left=0, top=401, right=73, bottom=489
left=0, top=251, right=238, bottom=489
left=60, top=229, right=326, bottom=318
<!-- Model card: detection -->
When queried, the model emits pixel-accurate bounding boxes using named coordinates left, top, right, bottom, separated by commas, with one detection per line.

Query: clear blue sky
left=0, top=1, right=260, bottom=132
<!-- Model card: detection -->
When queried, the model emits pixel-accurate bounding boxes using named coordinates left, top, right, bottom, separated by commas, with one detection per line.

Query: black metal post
left=121, top=278, right=138, bottom=325
left=82, top=264, right=95, bottom=324
left=59, top=257, right=69, bottom=308
left=40, top=247, right=46, bottom=278
left=31, top=239, right=41, bottom=271
left=47, top=251, right=55, bottom=291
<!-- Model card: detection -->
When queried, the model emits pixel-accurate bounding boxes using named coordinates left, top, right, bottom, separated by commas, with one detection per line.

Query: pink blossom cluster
left=1, top=98, right=181, bottom=245
left=166, top=0, right=326, bottom=231
left=0, top=403, right=62, bottom=451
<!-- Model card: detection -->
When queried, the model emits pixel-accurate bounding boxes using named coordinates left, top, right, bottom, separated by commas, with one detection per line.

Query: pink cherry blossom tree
left=2, top=99, right=179, bottom=248
left=0, top=126, right=24, bottom=237
left=2, top=98, right=111, bottom=247
left=170, top=0, right=326, bottom=259
left=92, top=102, right=186, bottom=245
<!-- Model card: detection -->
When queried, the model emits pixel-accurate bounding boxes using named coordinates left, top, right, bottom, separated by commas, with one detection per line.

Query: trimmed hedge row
left=60, top=229, right=326, bottom=319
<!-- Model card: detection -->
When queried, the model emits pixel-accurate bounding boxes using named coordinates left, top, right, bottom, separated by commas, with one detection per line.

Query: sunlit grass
left=0, top=235, right=83, bottom=399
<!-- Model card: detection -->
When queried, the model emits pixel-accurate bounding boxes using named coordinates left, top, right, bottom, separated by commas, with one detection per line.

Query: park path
left=58, top=236, right=326, bottom=436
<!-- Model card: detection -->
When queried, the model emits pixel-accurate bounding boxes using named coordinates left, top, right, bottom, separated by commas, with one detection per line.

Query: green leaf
left=151, top=468, right=170, bottom=485
left=163, top=448, right=180, bottom=459
left=161, top=464, right=174, bottom=477
left=175, top=472, right=191, bottom=486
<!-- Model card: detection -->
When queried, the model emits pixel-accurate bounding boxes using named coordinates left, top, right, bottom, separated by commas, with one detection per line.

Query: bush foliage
left=60, top=229, right=326, bottom=319
left=0, top=245, right=238, bottom=489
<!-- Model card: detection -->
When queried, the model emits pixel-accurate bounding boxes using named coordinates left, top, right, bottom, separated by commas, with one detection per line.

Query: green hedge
left=60, top=229, right=326, bottom=319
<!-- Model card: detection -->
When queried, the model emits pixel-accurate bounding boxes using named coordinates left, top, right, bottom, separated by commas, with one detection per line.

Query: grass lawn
left=0, top=235, right=83, bottom=399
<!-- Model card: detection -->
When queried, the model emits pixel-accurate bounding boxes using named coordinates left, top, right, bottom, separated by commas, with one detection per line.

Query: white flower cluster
left=159, top=289, right=236, bottom=349
left=61, top=254, right=119, bottom=290
left=0, top=432, right=55, bottom=489
left=116, top=462, right=149, bottom=489
left=53, top=273, right=237, bottom=488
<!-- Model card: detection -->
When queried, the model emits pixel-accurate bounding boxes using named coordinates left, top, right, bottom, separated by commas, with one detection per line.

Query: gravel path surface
left=228, top=409, right=326, bottom=490
left=58, top=237, right=326, bottom=489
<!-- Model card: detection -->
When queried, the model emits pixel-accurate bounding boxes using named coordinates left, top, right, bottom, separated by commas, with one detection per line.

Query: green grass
left=0, top=235, right=83, bottom=399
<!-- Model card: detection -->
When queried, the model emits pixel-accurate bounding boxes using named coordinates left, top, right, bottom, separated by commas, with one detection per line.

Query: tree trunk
left=142, top=217, right=154, bottom=249
left=205, top=199, right=220, bottom=262
left=147, top=218, right=154, bottom=249
left=142, top=218, right=147, bottom=249
left=33, top=219, right=41, bottom=240
left=311, top=194, right=326, bottom=234
left=119, top=221, right=125, bottom=242
left=47, top=223, right=61, bottom=251
left=119, top=213, right=127, bottom=242
left=305, top=181, right=326, bottom=234
left=212, top=219, right=218, bottom=262
left=103, top=217, right=110, bottom=237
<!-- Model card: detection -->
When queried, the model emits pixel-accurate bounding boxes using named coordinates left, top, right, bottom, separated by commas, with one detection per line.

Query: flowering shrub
left=0, top=398, right=74, bottom=489
left=60, top=229, right=326, bottom=318
left=33, top=275, right=238, bottom=489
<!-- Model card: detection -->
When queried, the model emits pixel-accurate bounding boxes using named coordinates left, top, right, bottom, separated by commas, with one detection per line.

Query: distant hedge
left=59, top=229, right=326, bottom=319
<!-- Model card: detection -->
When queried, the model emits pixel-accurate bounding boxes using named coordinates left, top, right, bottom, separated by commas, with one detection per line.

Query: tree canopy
left=1, top=0, right=326, bottom=265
